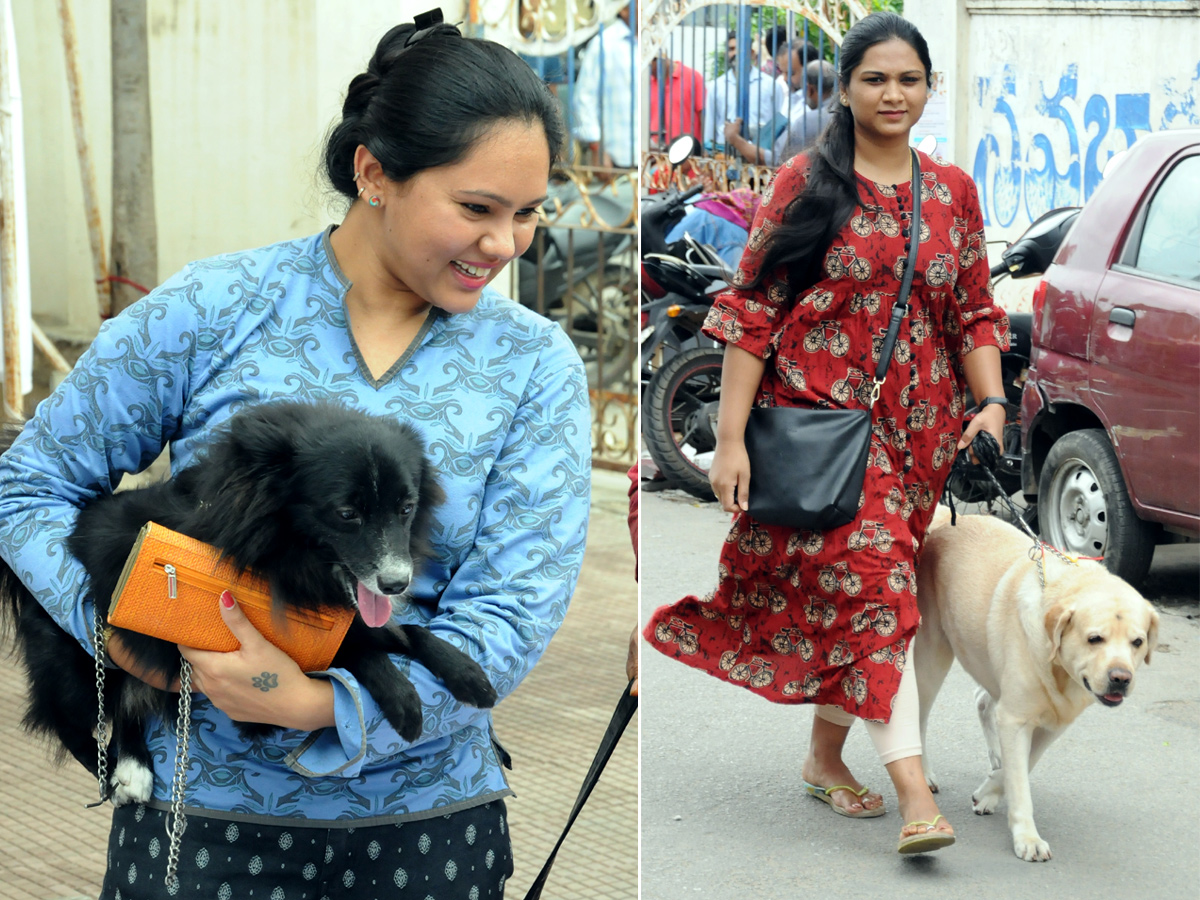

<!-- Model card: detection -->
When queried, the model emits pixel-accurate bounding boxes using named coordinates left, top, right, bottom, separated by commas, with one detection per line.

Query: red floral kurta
left=645, top=151, right=1010, bottom=722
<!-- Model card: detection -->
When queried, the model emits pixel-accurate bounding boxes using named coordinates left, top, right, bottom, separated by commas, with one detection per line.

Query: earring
left=840, top=95, right=849, bottom=106
left=357, top=187, right=365, bottom=197
left=368, top=196, right=381, bottom=208
left=353, top=171, right=361, bottom=180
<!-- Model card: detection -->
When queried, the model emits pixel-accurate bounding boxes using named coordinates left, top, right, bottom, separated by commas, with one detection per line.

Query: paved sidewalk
left=639, top=486, right=1199, bottom=900
left=0, top=469, right=638, bottom=900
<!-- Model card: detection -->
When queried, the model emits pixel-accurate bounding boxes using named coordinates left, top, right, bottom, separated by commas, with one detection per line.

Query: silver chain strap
left=92, top=612, right=192, bottom=891
left=164, top=658, right=193, bottom=891
left=92, top=609, right=109, bottom=803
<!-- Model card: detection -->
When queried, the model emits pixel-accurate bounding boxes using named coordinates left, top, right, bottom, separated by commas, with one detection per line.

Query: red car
left=1021, top=129, right=1200, bottom=586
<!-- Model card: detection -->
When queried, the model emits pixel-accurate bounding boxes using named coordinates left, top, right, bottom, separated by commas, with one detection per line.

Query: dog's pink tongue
left=356, top=582, right=393, bottom=628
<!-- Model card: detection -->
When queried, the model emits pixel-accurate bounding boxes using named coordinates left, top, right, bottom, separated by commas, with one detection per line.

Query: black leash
left=521, top=681, right=638, bottom=900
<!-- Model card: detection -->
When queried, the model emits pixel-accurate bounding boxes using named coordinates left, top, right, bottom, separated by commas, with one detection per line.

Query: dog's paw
left=971, top=773, right=1004, bottom=815
left=443, top=663, right=498, bottom=709
left=923, top=766, right=940, bottom=794
left=381, top=698, right=424, bottom=744
left=1012, top=831, right=1052, bottom=862
left=110, top=757, right=153, bottom=807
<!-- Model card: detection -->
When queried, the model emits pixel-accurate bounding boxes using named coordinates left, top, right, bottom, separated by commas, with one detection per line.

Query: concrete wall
left=13, top=0, right=467, bottom=339
left=905, top=0, right=1200, bottom=310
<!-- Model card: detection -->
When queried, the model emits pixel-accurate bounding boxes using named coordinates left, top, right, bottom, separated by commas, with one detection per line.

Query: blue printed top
left=0, top=229, right=592, bottom=825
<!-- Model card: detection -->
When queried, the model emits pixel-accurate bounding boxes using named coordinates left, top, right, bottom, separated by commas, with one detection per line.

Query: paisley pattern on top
left=644, top=152, right=1008, bottom=722
left=0, top=228, right=592, bottom=821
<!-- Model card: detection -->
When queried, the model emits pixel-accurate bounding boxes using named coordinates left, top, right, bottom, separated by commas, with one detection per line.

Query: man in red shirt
left=649, top=52, right=705, bottom=150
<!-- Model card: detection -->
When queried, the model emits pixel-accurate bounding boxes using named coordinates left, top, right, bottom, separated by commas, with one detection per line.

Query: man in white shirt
left=724, top=59, right=838, bottom=167
left=702, top=30, right=787, bottom=151
left=572, top=5, right=635, bottom=168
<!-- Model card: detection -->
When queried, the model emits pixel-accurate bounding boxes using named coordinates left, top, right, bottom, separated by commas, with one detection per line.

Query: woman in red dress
left=644, top=13, right=1009, bottom=854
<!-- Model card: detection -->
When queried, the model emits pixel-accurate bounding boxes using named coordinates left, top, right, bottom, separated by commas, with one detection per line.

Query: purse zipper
left=150, top=559, right=335, bottom=630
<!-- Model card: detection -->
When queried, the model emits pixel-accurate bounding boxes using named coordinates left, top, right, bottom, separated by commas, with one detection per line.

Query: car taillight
left=1031, top=277, right=1049, bottom=332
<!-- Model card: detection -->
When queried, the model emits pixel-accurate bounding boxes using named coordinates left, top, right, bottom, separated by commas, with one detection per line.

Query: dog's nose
left=377, top=576, right=410, bottom=596
left=1108, top=668, right=1132, bottom=688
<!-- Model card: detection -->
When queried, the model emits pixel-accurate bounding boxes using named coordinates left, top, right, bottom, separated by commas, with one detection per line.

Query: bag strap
left=521, top=681, right=638, bottom=900
left=870, top=148, right=922, bottom=400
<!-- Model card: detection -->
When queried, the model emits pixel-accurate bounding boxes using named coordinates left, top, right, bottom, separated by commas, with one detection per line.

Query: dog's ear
left=1044, top=603, right=1073, bottom=662
left=1144, top=606, right=1160, bottom=665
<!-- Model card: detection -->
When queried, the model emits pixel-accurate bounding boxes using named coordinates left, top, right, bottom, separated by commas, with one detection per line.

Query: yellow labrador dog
left=914, top=509, right=1158, bottom=862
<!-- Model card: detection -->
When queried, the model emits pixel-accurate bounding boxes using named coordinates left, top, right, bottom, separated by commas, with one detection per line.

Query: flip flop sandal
left=802, top=780, right=886, bottom=819
left=897, top=814, right=956, bottom=854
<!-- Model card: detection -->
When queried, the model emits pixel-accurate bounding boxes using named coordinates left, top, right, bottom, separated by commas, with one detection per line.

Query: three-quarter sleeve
left=952, top=173, right=1011, bottom=359
left=0, top=267, right=203, bottom=653
left=701, top=159, right=809, bottom=359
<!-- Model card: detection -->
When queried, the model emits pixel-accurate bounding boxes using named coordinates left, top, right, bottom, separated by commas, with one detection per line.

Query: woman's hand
left=957, top=402, right=1006, bottom=465
left=177, top=591, right=335, bottom=732
left=709, top=438, right=751, bottom=513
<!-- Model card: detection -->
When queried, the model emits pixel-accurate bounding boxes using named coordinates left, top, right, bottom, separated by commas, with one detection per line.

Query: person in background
left=773, top=33, right=820, bottom=96
left=649, top=48, right=706, bottom=150
left=572, top=3, right=635, bottom=169
left=703, top=29, right=786, bottom=152
left=725, top=58, right=838, bottom=166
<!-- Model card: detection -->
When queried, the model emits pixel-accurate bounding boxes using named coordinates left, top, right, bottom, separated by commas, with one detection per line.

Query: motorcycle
left=640, top=239, right=730, bottom=499
left=639, top=137, right=737, bottom=498
left=946, top=205, right=1080, bottom=505
left=519, top=173, right=637, bottom=385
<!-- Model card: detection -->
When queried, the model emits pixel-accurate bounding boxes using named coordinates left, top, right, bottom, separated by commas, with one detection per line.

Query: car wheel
left=1038, top=428, right=1155, bottom=585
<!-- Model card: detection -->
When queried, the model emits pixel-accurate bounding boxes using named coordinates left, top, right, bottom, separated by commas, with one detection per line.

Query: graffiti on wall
left=972, top=61, right=1200, bottom=228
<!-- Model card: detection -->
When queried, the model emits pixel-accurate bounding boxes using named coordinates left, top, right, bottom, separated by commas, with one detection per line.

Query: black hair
left=323, top=22, right=565, bottom=201
left=765, top=25, right=789, bottom=56
left=746, top=12, right=932, bottom=302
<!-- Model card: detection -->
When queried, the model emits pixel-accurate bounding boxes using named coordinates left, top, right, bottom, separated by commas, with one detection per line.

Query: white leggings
left=814, top=639, right=922, bottom=766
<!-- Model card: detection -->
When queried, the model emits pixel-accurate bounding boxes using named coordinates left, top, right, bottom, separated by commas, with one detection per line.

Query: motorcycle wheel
left=643, top=347, right=724, bottom=500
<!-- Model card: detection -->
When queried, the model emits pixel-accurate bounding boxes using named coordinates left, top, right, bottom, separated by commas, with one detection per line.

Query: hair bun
left=342, top=71, right=381, bottom=118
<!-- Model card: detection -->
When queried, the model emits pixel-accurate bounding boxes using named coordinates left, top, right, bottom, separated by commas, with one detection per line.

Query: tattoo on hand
left=252, top=671, right=279, bottom=692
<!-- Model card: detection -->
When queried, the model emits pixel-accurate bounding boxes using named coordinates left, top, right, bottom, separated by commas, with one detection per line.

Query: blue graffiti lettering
left=1025, top=66, right=1081, bottom=222
left=972, top=62, right=1199, bottom=228
left=1082, top=94, right=1109, bottom=200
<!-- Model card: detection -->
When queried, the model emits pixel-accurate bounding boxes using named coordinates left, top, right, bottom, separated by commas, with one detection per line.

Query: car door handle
left=1109, top=307, right=1136, bottom=328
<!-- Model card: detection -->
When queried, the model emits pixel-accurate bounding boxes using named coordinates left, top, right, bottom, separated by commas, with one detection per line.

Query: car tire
left=1037, top=428, right=1155, bottom=585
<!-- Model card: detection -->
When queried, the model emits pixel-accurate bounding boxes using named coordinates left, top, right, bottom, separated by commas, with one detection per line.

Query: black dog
left=0, top=400, right=497, bottom=804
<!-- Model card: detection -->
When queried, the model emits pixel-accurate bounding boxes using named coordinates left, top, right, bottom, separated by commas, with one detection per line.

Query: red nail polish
left=220, top=590, right=234, bottom=608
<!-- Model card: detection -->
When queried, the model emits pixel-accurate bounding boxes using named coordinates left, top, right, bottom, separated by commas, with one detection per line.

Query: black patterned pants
left=98, top=800, right=513, bottom=900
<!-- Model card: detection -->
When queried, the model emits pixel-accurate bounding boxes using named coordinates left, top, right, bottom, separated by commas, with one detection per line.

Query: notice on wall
left=911, top=70, right=950, bottom=159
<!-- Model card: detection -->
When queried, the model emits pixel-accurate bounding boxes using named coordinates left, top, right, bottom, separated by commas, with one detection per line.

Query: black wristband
left=978, top=396, right=1008, bottom=409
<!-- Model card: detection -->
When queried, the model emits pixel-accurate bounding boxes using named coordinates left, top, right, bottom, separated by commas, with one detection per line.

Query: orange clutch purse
left=106, top=522, right=355, bottom=672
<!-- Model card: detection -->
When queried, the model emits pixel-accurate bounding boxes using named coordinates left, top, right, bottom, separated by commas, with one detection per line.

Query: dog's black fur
left=0, top=400, right=497, bottom=799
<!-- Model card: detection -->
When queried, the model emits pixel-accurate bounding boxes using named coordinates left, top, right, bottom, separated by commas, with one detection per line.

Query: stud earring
left=368, top=196, right=381, bottom=208
left=840, top=95, right=849, bottom=106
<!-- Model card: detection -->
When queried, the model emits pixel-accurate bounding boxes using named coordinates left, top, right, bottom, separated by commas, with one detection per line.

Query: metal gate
left=478, top=1, right=640, bottom=470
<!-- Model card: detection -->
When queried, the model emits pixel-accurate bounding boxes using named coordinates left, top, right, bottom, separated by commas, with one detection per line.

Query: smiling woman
left=0, top=9, right=591, bottom=900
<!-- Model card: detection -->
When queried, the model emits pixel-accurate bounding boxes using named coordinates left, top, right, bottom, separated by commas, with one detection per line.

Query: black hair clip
left=405, top=8, right=460, bottom=46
